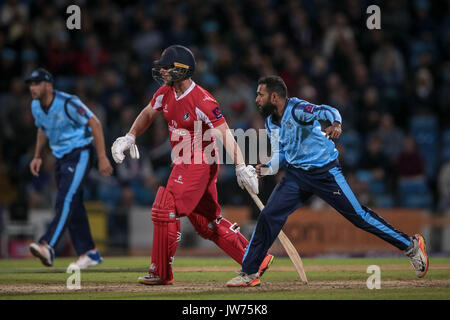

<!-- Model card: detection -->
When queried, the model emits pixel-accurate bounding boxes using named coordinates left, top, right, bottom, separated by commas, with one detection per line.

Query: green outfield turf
left=0, top=256, right=449, bottom=300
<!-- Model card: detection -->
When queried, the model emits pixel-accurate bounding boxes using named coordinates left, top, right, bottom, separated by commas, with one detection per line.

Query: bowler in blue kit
left=26, top=68, right=113, bottom=269
left=226, top=76, right=429, bottom=287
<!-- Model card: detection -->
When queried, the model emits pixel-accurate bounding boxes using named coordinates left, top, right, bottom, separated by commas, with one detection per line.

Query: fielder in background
left=111, top=45, right=273, bottom=285
left=226, top=76, right=429, bottom=287
left=27, top=68, right=113, bottom=269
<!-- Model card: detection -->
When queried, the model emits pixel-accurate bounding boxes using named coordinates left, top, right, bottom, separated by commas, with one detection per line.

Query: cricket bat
left=245, top=185, right=308, bottom=284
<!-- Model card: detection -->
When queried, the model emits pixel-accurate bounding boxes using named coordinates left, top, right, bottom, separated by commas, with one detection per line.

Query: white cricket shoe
left=29, top=242, right=54, bottom=267
left=226, top=271, right=260, bottom=287
left=68, top=249, right=103, bottom=269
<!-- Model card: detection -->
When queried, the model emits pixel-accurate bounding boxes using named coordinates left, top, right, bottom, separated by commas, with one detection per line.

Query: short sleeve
left=195, top=95, right=226, bottom=128
left=150, top=86, right=169, bottom=111
left=65, top=97, right=94, bottom=126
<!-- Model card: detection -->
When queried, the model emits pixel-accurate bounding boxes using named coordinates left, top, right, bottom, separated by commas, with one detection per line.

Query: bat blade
left=244, top=185, right=308, bottom=284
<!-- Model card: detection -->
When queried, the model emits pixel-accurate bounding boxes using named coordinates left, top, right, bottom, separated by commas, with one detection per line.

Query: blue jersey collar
left=271, top=97, right=290, bottom=127
left=40, top=90, right=57, bottom=114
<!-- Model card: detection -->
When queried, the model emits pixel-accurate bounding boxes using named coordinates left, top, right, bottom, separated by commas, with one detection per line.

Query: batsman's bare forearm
left=215, top=122, right=245, bottom=165
left=34, top=128, right=48, bottom=159
left=88, top=116, right=108, bottom=159
left=128, top=105, right=160, bottom=138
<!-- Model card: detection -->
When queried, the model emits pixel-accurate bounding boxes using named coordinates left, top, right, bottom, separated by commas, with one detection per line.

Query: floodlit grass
left=0, top=256, right=449, bottom=300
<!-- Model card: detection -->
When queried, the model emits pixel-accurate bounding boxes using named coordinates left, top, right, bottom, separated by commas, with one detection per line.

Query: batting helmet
left=152, top=45, right=196, bottom=85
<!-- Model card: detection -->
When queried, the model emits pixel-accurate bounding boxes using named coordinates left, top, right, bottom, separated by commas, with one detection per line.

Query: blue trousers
left=39, top=145, right=96, bottom=256
left=242, top=160, right=411, bottom=274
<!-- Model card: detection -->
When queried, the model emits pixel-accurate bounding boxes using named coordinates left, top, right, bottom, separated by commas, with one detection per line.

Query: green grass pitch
left=0, top=255, right=449, bottom=300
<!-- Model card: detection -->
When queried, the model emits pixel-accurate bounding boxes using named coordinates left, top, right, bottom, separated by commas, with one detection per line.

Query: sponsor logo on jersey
left=168, top=119, right=188, bottom=135
left=304, top=104, right=315, bottom=114
left=168, top=122, right=188, bottom=135
left=53, top=113, right=63, bottom=124
left=286, top=120, right=294, bottom=129
left=212, top=107, right=222, bottom=119
left=168, top=127, right=188, bottom=135
left=183, top=112, right=190, bottom=120
left=174, top=175, right=184, bottom=184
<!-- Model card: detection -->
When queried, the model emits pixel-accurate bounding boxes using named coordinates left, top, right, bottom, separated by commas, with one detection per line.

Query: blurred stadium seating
left=0, top=0, right=449, bottom=255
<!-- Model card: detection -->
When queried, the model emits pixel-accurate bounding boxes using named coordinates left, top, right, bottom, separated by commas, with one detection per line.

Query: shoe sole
left=417, top=234, right=429, bottom=278
left=70, top=261, right=102, bottom=270
left=226, top=278, right=261, bottom=288
left=258, top=255, right=274, bottom=278
left=138, top=278, right=174, bottom=285
left=29, top=245, right=52, bottom=267
left=86, top=259, right=102, bottom=268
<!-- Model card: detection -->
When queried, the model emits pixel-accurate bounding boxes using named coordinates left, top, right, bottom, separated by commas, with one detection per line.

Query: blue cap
left=153, top=45, right=196, bottom=74
left=25, top=68, right=53, bottom=84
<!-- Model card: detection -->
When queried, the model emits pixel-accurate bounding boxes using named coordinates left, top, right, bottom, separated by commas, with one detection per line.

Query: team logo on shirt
left=183, top=113, right=190, bottom=120
left=212, top=107, right=222, bottom=119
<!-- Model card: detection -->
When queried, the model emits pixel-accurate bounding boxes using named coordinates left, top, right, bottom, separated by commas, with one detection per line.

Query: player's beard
left=31, top=89, right=44, bottom=101
left=257, top=101, right=277, bottom=118
left=162, top=74, right=174, bottom=86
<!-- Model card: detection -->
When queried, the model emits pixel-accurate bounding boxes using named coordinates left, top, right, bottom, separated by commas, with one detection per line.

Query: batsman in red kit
left=111, top=45, right=273, bottom=285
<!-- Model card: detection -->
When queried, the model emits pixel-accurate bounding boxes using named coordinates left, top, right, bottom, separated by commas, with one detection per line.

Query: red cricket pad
left=150, top=187, right=180, bottom=281
left=188, top=213, right=249, bottom=264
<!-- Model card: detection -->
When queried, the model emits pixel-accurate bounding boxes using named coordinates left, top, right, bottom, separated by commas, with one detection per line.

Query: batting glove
left=236, top=163, right=259, bottom=194
left=111, top=133, right=140, bottom=164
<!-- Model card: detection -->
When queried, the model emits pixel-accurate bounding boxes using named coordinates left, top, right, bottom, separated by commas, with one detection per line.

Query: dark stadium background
left=0, top=0, right=449, bottom=257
